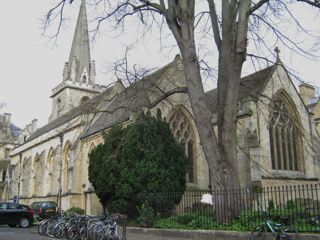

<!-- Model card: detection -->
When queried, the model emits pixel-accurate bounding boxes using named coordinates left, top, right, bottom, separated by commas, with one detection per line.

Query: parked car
left=30, top=201, right=57, bottom=220
left=0, top=202, right=34, bottom=228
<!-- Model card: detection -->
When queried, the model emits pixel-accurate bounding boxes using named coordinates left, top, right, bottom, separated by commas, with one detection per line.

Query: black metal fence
left=142, top=184, right=320, bottom=232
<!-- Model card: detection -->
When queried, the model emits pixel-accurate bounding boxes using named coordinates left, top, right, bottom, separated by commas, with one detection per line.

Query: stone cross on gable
left=275, top=47, right=280, bottom=62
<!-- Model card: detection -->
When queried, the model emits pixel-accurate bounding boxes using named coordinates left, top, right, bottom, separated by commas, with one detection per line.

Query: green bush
left=89, top=111, right=188, bottom=219
left=286, top=200, right=296, bottom=209
left=192, top=202, right=215, bottom=215
left=268, top=200, right=275, bottom=210
left=176, top=214, right=194, bottom=225
left=66, top=207, right=85, bottom=215
left=137, top=203, right=156, bottom=227
left=152, top=207, right=319, bottom=232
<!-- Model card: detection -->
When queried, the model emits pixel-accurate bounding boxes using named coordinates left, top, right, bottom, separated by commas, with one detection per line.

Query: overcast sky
left=1, top=1, right=320, bottom=129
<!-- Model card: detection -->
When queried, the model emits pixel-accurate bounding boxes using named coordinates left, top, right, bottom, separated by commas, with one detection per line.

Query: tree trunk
left=164, top=1, right=236, bottom=222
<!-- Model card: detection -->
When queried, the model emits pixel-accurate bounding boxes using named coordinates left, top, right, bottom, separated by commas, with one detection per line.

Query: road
left=0, top=226, right=47, bottom=240
left=0, top=226, right=187, bottom=240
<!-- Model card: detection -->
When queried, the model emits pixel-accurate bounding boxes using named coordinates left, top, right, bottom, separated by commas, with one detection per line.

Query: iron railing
left=139, top=184, right=320, bottom=232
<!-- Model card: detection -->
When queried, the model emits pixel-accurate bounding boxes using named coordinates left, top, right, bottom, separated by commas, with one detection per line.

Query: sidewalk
left=126, top=227, right=320, bottom=240
left=127, top=232, right=186, bottom=240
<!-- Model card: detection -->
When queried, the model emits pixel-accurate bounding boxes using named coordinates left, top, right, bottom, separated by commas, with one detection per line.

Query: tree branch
left=297, top=0, right=320, bottom=8
left=249, top=0, right=270, bottom=15
left=207, top=0, right=221, bottom=51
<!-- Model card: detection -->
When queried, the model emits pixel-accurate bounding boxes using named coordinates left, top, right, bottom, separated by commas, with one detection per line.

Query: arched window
left=22, top=157, right=32, bottom=197
left=47, top=148, right=54, bottom=194
left=269, top=92, right=303, bottom=171
left=169, top=109, right=196, bottom=183
left=63, top=142, right=72, bottom=192
left=33, top=152, right=45, bottom=196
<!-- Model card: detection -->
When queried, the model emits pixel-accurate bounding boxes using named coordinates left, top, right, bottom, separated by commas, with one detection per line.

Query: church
left=7, top=1, right=320, bottom=214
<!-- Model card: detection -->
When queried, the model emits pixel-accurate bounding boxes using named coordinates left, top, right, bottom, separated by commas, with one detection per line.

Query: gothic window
left=33, top=153, right=45, bottom=196
left=22, top=157, right=32, bottom=196
left=63, top=143, right=72, bottom=192
left=269, top=95, right=302, bottom=171
left=47, top=149, right=54, bottom=194
left=169, top=109, right=196, bottom=183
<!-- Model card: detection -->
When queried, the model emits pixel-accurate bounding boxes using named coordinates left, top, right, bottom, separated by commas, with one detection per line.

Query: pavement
left=0, top=225, right=186, bottom=240
left=1, top=225, right=320, bottom=240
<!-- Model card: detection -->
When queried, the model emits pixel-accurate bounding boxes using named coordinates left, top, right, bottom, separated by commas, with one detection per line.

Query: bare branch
left=207, top=0, right=222, bottom=51
left=297, top=0, right=320, bottom=8
left=249, top=0, right=270, bottom=15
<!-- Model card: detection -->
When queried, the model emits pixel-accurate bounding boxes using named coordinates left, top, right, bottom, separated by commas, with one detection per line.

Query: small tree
left=89, top=111, right=188, bottom=218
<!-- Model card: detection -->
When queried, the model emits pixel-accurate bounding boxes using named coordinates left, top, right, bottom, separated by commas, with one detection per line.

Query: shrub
left=192, top=202, right=215, bottom=216
left=89, top=111, right=188, bottom=219
left=268, top=200, right=275, bottom=211
left=286, top=200, right=296, bottom=209
left=66, top=207, right=85, bottom=215
left=137, top=203, right=156, bottom=227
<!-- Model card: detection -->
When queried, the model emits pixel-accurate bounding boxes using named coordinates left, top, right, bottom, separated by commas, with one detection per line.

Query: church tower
left=49, top=0, right=105, bottom=122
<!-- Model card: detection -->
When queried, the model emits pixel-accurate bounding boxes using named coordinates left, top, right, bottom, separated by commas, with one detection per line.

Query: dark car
left=30, top=201, right=57, bottom=220
left=0, top=202, right=34, bottom=228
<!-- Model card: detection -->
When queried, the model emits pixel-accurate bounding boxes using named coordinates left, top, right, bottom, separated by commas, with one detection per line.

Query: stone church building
left=8, top=1, right=320, bottom=214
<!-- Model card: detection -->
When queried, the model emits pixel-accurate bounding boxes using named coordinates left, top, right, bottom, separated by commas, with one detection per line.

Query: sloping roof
left=80, top=58, right=176, bottom=139
left=26, top=60, right=276, bottom=143
left=205, top=65, right=276, bottom=114
left=26, top=85, right=117, bottom=142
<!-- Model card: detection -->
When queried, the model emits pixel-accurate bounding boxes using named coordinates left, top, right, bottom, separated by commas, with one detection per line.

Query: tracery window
left=63, top=143, right=72, bottom=192
left=269, top=95, right=302, bottom=171
left=169, top=110, right=195, bottom=183
left=47, top=149, right=54, bottom=194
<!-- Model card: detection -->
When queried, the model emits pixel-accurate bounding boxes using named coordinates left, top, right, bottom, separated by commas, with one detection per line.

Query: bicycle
left=250, top=219, right=292, bottom=240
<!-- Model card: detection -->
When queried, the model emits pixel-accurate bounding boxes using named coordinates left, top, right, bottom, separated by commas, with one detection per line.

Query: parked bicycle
left=37, top=212, right=125, bottom=240
left=250, top=219, right=291, bottom=240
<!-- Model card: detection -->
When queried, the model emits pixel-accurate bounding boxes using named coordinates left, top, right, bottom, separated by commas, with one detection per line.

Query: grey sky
left=1, top=1, right=320, bottom=129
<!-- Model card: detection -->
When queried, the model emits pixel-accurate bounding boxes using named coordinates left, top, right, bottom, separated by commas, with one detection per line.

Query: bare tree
left=43, top=0, right=320, bottom=222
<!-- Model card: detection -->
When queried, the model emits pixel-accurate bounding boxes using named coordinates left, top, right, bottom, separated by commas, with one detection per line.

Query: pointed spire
left=66, top=0, right=92, bottom=83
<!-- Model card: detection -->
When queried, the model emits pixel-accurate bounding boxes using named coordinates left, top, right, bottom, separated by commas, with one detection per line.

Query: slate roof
left=26, top=60, right=276, bottom=143
left=205, top=65, right=276, bottom=114
left=80, top=59, right=175, bottom=139
left=26, top=84, right=117, bottom=142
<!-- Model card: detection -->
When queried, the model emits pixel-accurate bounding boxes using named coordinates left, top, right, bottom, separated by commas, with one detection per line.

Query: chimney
left=299, top=83, right=315, bottom=106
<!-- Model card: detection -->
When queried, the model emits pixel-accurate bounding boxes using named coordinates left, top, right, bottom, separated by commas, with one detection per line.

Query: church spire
left=65, top=0, right=93, bottom=84
left=49, top=0, right=105, bottom=123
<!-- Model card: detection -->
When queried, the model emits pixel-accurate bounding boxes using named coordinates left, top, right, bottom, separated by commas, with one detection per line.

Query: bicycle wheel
left=111, top=226, right=123, bottom=240
left=274, top=234, right=292, bottom=240
left=66, top=226, right=78, bottom=240
left=250, top=229, right=267, bottom=240
left=97, top=227, right=107, bottom=240
left=38, top=220, right=48, bottom=235
left=46, top=223, right=56, bottom=238
left=79, top=226, right=87, bottom=240
left=54, top=222, right=66, bottom=239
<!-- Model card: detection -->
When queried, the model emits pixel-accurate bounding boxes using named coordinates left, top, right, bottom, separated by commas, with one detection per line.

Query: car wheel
left=19, top=217, right=30, bottom=228
left=8, top=224, right=17, bottom=228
